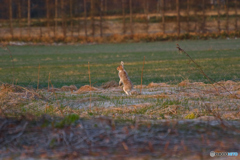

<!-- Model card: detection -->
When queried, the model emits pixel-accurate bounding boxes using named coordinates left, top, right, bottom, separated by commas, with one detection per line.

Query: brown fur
left=117, top=64, right=133, bottom=95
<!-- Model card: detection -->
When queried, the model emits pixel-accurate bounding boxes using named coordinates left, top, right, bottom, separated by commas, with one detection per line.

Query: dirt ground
left=0, top=80, right=240, bottom=159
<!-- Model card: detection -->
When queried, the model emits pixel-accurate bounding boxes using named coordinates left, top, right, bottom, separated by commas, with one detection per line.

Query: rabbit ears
left=121, top=61, right=124, bottom=66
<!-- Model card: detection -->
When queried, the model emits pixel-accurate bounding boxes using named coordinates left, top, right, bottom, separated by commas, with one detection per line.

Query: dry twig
left=140, top=56, right=145, bottom=94
left=88, top=62, right=92, bottom=111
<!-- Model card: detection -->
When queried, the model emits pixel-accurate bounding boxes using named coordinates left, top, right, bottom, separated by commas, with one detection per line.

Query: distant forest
left=0, top=0, right=234, bottom=19
left=0, top=0, right=239, bottom=41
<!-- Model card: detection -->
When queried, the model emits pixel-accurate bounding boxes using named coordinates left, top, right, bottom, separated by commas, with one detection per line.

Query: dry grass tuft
left=178, top=80, right=190, bottom=87
left=0, top=83, right=24, bottom=93
left=137, top=93, right=169, bottom=99
left=0, top=83, right=47, bottom=111
left=130, top=90, right=141, bottom=95
left=74, top=85, right=99, bottom=94
left=148, top=82, right=170, bottom=88
left=101, top=80, right=119, bottom=89
left=48, top=87, right=61, bottom=92
left=216, top=80, right=236, bottom=86
left=178, top=80, right=205, bottom=87
left=61, top=85, right=78, bottom=91
left=221, top=112, right=240, bottom=120
left=134, top=85, right=147, bottom=89
left=128, top=103, right=152, bottom=109
left=196, top=116, right=216, bottom=121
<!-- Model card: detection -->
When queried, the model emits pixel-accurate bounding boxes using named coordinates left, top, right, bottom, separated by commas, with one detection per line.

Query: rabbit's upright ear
left=121, top=61, right=124, bottom=66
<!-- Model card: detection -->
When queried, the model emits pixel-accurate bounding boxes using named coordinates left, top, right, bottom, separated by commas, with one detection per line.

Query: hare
left=117, top=61, right=133, bottom=95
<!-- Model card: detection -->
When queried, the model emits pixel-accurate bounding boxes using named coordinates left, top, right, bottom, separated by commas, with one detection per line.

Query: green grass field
left=0, top=39, right=240, bottom=88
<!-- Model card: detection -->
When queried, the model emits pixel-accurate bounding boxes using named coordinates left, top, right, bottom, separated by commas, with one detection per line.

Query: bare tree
left=77, top=0, right=81, bottom=37
left=186, top=0, right=190, bottom=33
left=225, top=0, right=229, bottom=33
left=193, top=1, right=198, bottom=32
left=55, top=0, right=58, bottom=37
left=9, top=0, right=13, bottom=38
left=46, top=0, right=50, bottom=37
left=104, top=0, right=107, bottom=13
left=91, top=0, right=95, bottom=37
left=161, top=0, right=165, bottom=33
left=176, top=0, right=180, bottom=36
left=18, top=0, right=22, bottom=37
left=157, top=0, right=160, bottom=13
left=28, top=0, right=31, bottom=37
left=217, top=0, right=221, bottom=33
left=129, top=0, right=133, bottom=36
left=70, top=0, right=73, bottom=37
left=61, top=0, right=67, bottom=38
left=100, top=0, right=104, bottom=37
left=200, top=0, right=206, bottom=33
left=144, top=0, right=149, bottom=34
left=235, top=0, right=238, bottom=31
left=84, top=0, right=87, bottom=37
left=122, top=0, right=126, bottom=34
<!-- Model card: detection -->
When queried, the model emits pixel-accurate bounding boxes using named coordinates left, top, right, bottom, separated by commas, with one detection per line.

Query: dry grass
left=1, top=79, right=240, bottom=159
left=61, top=85, right=78, bottom=92
left=1, top=31, right=240, bottom=44
left=74, top=85, right=99, bottom=94
left=148, top=82, right=170, bottom=88
left=101, top=80, right=119, bottom=89
left=1, top=80, right=239, bottom=120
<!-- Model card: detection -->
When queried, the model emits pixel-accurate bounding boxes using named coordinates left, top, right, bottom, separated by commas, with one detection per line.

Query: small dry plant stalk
left=88, top=62, right=92, bottom=111
left=176, top=44, right=235, bottom=96
left=140, top=56, right=145, bottom=94
left=37, top=64, right=40, bottom=91
left=176, top=44, right=239, bottom=129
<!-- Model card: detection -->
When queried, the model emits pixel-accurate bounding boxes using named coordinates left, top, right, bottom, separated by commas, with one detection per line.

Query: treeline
left=0, top=0, right=239, bottom=41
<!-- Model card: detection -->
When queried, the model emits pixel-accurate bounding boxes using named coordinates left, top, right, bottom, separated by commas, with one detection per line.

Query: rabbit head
left=117, top=65, right=124, bottom=71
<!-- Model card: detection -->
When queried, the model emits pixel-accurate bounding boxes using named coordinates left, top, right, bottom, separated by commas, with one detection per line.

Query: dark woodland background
left=0, top=0, right=239, bottom=40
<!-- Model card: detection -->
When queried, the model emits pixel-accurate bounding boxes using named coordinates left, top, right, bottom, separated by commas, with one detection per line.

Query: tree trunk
left=70, top=0, right=73, bottom=37
left=91, top=0, right=95, bottom=37
left=161, top=0, right=165, bottom=34
left=18, top=0, right=22, bottom=37
left=9, top=0, right=13, bottom=38
left=100, top=0, right=103, bottom=37
left=28, top=0, right=31, bottom=37
left=129, top=0, right=133, bottom=36
left=157, top=0, right=160, bottom=13
left=122, top=0, right=126, bottom=34
left=225, top=0, right=229, bottom=33
left=186, top=0, right=190, bottom=33
left=193, top=1, right=198, bottom=32
left=176, top=0, right=180, bottom=36
left=46, top=0, right=50, bottom=37
left=201, top=0, right=206, bottom=33
left=105, top=0, right=107, bottom=13
left=217, top=0, right=221, bottom=33
left=84, top=0, right=87, bottom=37
left=77, top=1, right=81, bottom=37
left=235, top=0, right=238, bottom=31
left=55, top=0, right=58, bottom=37
left=61, top=0, right=66, bottom=38
left=144, top=0, right=149, bottom=34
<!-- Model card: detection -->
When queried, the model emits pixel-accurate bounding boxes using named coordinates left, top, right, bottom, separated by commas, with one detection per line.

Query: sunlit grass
left=0, top=39, right=240, bottom=88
